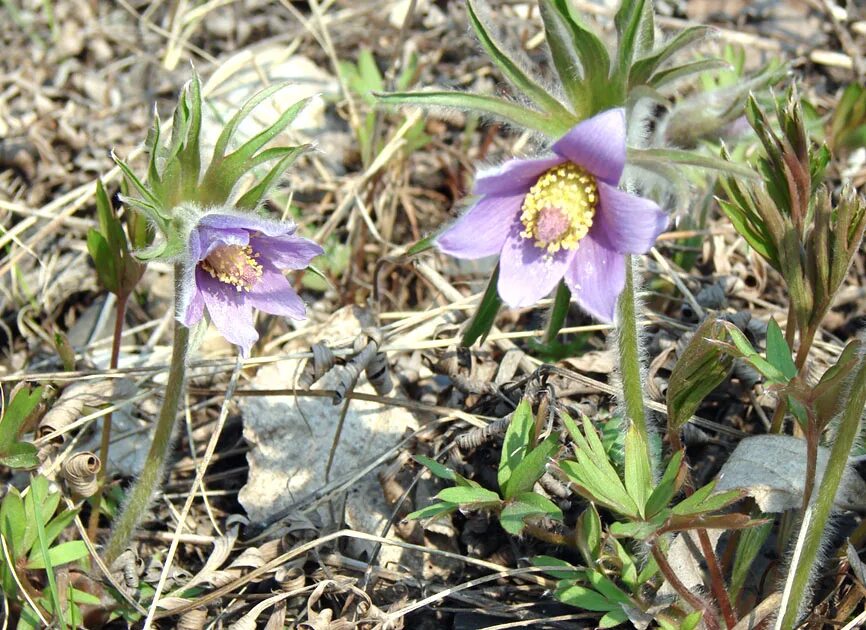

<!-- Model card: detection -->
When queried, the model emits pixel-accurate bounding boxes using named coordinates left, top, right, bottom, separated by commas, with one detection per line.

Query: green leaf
left=357, top=49, right=384, bottom=94
left=609, top=519, right=662, bottom=540
left=766, top=317, right=797, bottom=380
left=502, top=433, right=561, bottom=499
left=436, top=486, right=501, bottom=506
left=27, top=478, right=68, bottom=630
left=628, top=147, right=760, bottom=180
left=406, top=501, right=458, bottom=521
left=614, top=0, right=654, bottom=79
left=69, top=588, right=101, bottom=606
left=682, top=611, right=704, bottom=630
left=0, top=442, right=39, bottom=470
left=672, top=481, right=743, bottom=516
left=585, top=570, right=633, bottom=606
left=649, top=58, right=730, bottom=89
left=414, top=455, right=457, bottom=482
left=623, top=425, right=652, bottom=516
left=575, top=505, right=602, bottom=566
left=86, top=229, right=118, bottom=294
left=718, top=323, right=790, bottom=384
left=500, top=492, right=562, bottom=534
left=629, top=26, right=712, bottom=87
left=54, top=331, right=76, bottom=372
left=21, top=476, right=59, bottom=558
left=113, top=154, right=167, bottom=228
left=538, top=0, right=610, bottom=115
left=406, top=231, right=439, bottom=256
left=568, top=414, right=638, bottom=515
left=645, top=450, right=685, bottom=517
left=26, top=540, right=89, bottom=569
left=611, top=537, right=638, bottom=590
left=374, top=91, right=567, bottom=137
left=729, top=519, right=771, bottom=601
left=556, top=584, right=615, bottom=612
left=235, top=144, right=310, bottom=210
left=0, top=487, right=26, bottom=558
left=550, top=0, right=610, bottom=83
left=498, top=399, right=535, bottom=491
left=0, top=385, right=42, bottom=451
left=666, top=319, right=734, bottom=432
left=532, top=555, right=579, bottom=579
left=462, top=265, right=502, bottom=346
left=814, top=339, right=862, bottom=425
left=717, top=198, right=777, bottom=264
left=178, top=72, right=203, bottom=199
left=396, top=50, right=419, bottom=92
left=204, top=98, right=310, bottom=205
left=466, top=0, right=576, bottom=124
left=599, top=607, right=629, bottom=628
left=43, top=509, right=78, bottom=550
left=211, top=82, right=294, bottom=163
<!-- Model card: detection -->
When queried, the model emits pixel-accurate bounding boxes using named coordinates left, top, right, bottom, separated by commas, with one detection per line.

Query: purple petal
left=250, top=234, right=324, bottom=270
left=497, top=223, right=577, bottom=308
left=198, top=269, right=258, bottom=357
left=551, top=108, right=626, bottom=186
left=198, top=212, right=297, bottom=238
left=593, top=183, right=668, bottom=254
left=473, top=156, right=565, bottom=196
left=198, top=226, right=249, bottom=260
left=247, top=263, right=307, bottom=320
left=564, top=234, right=625, bottom=322
left=437, top=194, right=523, bottom=259
left=187, top=228, right=202, bottom=263
left=180, top=283, right=205, bottom=326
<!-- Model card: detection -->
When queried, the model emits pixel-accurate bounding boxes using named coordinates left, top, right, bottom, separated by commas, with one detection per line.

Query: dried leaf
left=61, top=451, right=101, bottom=498
left=37, top=379, right=136, bottom=441
left=716, top=435, right=866, bottom=512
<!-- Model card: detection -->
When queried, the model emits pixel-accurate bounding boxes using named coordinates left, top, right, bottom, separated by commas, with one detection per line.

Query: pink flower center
left=201, top=244, right=263, bottom=291
left=520, top=162, right=597, bottom=254
left=534, top=207, right=570, bottom=243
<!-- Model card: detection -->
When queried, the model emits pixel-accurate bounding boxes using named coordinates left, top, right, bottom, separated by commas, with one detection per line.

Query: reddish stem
left=651, top=542, right=721, bottom=630
left=697, top=528, right=737, bottom=628
left=86, top=292, right=129, bottom=541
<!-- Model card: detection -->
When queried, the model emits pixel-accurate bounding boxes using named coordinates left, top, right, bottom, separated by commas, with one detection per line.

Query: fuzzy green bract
left=112, top=71, right=325, bottom=355
left=115, top=72, right=312, bottom=264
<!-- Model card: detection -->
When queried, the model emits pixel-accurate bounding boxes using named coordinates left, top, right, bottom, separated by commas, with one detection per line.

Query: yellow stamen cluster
left=201, top=244, right=263, bottom=291
left=520, top=162, right=598, bottom=254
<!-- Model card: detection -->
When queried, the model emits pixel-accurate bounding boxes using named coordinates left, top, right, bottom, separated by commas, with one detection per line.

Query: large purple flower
left=179, top=212, right=323, bottom=356
left=437, top=108, right=667, bottom=322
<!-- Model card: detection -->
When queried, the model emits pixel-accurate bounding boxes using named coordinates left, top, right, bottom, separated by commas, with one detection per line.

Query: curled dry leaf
left=169, top=521, right=241, bottom=594
left=37, top=378, right=136, bottom=442
left=300, top=330, right=393, bottom=405
left=229, top=591, right=298, bottom=630
left=716, top=435, right=866, bottom=512
left=61, top=451, right=101, bottom=497
left=274, top=566, right=306, bottom=592
left=109, top=548, right=143, bottom=591
left=177, top=607, right=208, bottom=630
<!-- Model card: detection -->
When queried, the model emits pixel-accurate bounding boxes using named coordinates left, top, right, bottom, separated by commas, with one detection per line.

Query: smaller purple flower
left=179, top=211, right=323, bottom=356
left=436, top=108, right=668, bottom=322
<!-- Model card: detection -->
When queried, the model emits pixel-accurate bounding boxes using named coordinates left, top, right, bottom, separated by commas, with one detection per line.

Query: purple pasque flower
left=179, top=211, right=323, bottom=356
left=437, top=108, right=667, bottom=322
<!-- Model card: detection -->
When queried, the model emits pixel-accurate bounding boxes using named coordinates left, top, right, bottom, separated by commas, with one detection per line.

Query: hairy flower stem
left=104, top=284, right=190, bottom=565
left=616, top=256, right=653, bottom=470
left=777, top=347, right=866, bottom=629
left=87, top=292, right=129, bottom=542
